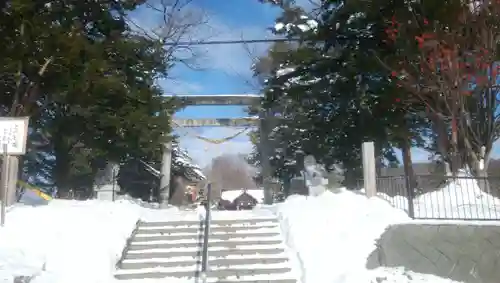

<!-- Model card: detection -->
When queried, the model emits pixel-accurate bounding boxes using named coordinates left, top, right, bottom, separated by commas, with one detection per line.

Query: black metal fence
left=360, top=175, right=500, bottom=220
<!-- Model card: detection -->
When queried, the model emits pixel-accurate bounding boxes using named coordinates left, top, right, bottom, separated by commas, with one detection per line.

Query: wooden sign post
left=0, top=117, right=29, bottom=226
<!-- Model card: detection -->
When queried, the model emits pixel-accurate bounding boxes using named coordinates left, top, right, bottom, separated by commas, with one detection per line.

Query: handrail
left=200, top=183, right=212, bottom=282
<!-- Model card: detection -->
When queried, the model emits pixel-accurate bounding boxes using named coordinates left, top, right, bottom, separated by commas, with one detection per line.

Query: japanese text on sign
left=0, top=117, right=29, bottom=155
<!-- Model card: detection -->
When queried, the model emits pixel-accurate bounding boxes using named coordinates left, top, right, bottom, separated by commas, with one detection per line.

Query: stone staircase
left=114, top=217, right=298, bottom=283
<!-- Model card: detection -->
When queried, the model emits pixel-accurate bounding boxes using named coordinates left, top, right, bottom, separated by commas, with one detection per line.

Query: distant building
left=234, top=191, right=259, bottom=210
left=218, top=189, right=263, bottom=210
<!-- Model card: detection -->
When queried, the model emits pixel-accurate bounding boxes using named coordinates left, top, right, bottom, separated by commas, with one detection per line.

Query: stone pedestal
left=95, top=185, right=116, bottom=201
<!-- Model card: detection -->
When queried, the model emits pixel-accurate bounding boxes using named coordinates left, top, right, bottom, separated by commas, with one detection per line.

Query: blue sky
left=130, top=0, right=284, bottom=167
left=131, top=0, right=500, bottom=168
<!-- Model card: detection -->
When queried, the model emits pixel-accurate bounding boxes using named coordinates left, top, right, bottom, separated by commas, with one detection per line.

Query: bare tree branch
left=126, top=0, right=211, bottom=70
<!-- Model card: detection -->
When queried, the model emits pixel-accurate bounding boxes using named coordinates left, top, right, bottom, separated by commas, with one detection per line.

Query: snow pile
left=414, top=177, right=500, bottom=219
left=0, top=199, right=146, bottom=283
left=273, top=190, right=462, bottom=283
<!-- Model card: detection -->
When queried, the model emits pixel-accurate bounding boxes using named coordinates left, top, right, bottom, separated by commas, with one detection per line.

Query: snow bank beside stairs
left=273, top=190, right=464, bottom=283
left=0, top=199, right=145, bottom=283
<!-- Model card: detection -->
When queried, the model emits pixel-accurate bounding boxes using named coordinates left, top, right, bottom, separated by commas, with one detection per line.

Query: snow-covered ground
left=0, top=199, right=142, bottom=283
left=2, top=178, right=496, bottom=282
left=377, top=173, right=500, bottom=219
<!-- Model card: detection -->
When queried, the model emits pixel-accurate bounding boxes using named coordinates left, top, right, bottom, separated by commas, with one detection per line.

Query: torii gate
left=159, top=94, right=275, bottom=205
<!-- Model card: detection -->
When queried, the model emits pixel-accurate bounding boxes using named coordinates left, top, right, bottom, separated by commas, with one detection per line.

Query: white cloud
left=177, top=127, right=254, bottom=168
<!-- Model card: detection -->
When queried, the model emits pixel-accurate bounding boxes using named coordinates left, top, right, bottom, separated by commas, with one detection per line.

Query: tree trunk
left=430, top=112, right=453, bottom=175
left=401, top=140, right=417, bottom=195
left=53, top=139, right=72, bottom=196
left=475, top=167, right=491, bottom=194
left=450, top=115, right=459, bottom=174
left=283, top=177, right=291, bottom=197
left=473, top=152, right=491, bottom=195
left=401, top=140, right=417, bottom=218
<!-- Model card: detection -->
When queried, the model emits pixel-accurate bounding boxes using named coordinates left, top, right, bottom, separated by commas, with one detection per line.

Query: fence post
left=362, top=142, right=377, bottom=197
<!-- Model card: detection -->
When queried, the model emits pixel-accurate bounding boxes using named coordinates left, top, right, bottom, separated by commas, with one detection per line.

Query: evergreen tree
left=251, top=0, right=428, bottom=191
left=0, top=0, right=198, bottom=200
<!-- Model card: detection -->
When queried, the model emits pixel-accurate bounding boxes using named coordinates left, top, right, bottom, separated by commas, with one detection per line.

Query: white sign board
left=0, top=117, right=29, bottom=155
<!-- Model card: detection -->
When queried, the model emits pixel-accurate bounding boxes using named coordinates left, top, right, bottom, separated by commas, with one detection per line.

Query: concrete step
left=114, top=267, right=292, bottom=280
left=135, top=225, right=278, bottom=235
left=131, top=235, right=283, bottom=245
left=116, top=217, right=296, bottom=282
left=127, top=243, right=285, bottom=255
left=139, top=218, right=278, bottom=228
left=122, top=252, right=290, bottom=264
left=120, top=257, right=289, bottom=270
left=201, top=280, right=296, bottom=283
left=128, top=239, right=282, bottom=251
left=124, top=248, right=286, bottom=260
left=133, top=232, right=280, bottom=242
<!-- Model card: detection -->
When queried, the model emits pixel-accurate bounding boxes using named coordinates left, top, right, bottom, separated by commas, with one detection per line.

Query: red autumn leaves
left=384, top=16, right=399, bottom=42
left=385, top=15, right=498, bottom=103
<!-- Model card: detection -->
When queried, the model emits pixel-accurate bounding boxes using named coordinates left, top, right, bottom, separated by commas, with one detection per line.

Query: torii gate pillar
left=259, top=110, right=274, bottom=205
left=159, top=141, right=172, bottom=205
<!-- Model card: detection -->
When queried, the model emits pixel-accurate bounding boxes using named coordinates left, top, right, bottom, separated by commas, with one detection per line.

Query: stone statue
left=93, top=161, right=120, bottom=200
left=303, top=155, right=328, bottom=196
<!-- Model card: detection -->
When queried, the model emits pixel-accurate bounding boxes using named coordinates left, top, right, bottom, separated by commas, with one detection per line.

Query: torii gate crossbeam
left=159, top=94, right=274, bottom=206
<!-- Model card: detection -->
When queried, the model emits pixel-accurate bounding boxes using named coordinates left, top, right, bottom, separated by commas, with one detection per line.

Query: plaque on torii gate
left=159, top=94, right=275, bottom=206
left=173, top=117, right=259, bottom=127
left=169, top=94, right=262, bottom=106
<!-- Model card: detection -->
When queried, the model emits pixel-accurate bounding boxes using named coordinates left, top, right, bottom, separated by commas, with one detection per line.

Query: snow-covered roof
left=172, top=143, right=206, bottom=181
left=220, top=189, right=265, bottom=203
